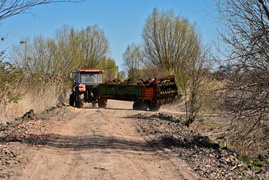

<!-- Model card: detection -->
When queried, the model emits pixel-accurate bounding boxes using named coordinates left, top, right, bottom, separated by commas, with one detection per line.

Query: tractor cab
left=75, top=69, right=103, bottom=86
left=70, top=69, right=106, bottom=108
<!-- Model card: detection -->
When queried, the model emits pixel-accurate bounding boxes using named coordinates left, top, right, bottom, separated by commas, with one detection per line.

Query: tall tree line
left=0, top=24, right=116, bottom=105
left=11, top=25, right=112, bottom=82
left=0, top=0, right=83, bottom=105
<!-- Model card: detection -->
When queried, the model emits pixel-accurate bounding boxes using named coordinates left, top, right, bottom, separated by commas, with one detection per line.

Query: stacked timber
left=104, top=78, right=154, bottom=86
left=158, top=75, right=178, bottom=98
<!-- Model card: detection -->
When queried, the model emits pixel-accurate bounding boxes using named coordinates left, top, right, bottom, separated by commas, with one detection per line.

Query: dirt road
left=17, top=100, right=199, bottom=180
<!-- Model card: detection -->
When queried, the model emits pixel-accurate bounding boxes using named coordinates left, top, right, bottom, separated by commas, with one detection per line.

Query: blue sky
left=0, top=0, right=220, bottom=71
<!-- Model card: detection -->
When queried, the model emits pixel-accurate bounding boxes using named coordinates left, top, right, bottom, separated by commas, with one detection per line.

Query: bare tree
left=123, top=43, right=144, bottom=79
left=213, top=0, right=269, bottom=124
left=0, top=0, right=82, bottom=22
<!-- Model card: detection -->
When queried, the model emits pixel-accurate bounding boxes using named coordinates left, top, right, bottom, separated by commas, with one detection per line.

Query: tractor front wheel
left=69, top=93, right=75, bottom=106
left=75, top=91, right=84, bottom=108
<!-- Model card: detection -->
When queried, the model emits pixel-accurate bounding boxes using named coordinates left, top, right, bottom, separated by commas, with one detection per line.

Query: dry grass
left=187, top=78, right=269, bottom=166
left=0, top=83, right=67, bottom=121
left=189, top=113, right=269, bottom=168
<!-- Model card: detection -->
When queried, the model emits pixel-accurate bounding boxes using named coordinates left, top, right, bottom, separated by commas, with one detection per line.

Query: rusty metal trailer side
left=95, top=77, right=178, bottom=111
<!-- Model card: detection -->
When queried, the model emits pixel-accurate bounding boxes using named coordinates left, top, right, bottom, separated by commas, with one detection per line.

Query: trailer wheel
left=69, top=93, right=75, bottom=106
left=133, top=100, right=147, bottom=110
left=148, top=104, right=160, bottom=111
left=98, top=100, right=107, bottom=108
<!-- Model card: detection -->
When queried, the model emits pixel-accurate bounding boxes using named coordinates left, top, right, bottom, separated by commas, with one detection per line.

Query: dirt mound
left=15, top=103, right=66, bottom=122
left=0, top=103, right=65, bottom=178
left=128, top=112, right=269, bottom=179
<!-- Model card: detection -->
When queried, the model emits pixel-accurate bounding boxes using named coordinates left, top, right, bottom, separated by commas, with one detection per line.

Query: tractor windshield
left=80, top=73, right=102, bottom=84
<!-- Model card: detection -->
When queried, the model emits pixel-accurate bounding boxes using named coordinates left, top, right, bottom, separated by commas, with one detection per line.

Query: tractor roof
left=76, top=69, right=103, bottom=73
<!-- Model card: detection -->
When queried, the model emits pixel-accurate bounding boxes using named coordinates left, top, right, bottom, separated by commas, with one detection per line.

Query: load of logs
left=158, top=75, right=178, bottom=98
left=104, top=75, right=178, bottom=99
left=103, top=78, right=152, bottom=86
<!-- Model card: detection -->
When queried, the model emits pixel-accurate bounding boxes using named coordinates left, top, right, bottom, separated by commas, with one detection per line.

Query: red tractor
left=69, top=69, right=107, bottom=108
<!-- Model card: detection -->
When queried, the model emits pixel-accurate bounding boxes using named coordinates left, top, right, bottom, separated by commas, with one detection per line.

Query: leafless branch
left=0, top=0, right=83, bottom=22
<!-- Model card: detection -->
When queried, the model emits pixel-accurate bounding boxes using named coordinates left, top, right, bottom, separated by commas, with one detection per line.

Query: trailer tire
left=133, top=100, right=147, bottom=110
left=148, top=104, right=160, bottom=111
left=69, top=93, right=75, bottom=106
left=98, top=100, right=107, bottom=108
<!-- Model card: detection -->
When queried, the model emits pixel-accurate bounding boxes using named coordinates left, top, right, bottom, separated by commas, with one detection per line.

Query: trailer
left=96, top=77, right=178, bottom=111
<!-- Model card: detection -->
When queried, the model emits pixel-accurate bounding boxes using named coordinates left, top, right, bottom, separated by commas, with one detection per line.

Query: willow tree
left=11, top=32, right=78, bottom=81
left=54, top=25, right=109, bottom=70
left=11, top=24, right=109, bottom=80
left=143, top=8, right=200, bottom=74
left=79, top=25, right=109, bottom=68
left=0, top=0, right=83, bottom=109
left=142, top=8, right=211, bottom=126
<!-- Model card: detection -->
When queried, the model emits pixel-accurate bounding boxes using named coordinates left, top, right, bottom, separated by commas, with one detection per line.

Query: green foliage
left=78, top=25, right=109, bottom=69
left=8, top=24, right=111, bottom=102
left=142, top=8, right=200, bottom=74
left=99, top=56, right=117, bottom=80
left=238, top=156, right=263, bottom=170
left=116, top=71, right=126, bottom=79
left=22, top=117, right=29, bottom=122
left=224, top=140, right=229, bottom=148
left=11, top=24, right=109, bottom=83
left=174, top=118, right=185, bottom=124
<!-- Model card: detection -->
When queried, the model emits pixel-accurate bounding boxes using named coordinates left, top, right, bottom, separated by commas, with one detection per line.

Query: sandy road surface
left=18, top=100, right=199, bottom=180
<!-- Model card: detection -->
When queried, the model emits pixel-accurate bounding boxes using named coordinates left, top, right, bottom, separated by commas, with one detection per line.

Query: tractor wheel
left=148, top=104, right=160, bottom=111
left=98, top=100, right=107, bottom=108
left=75, top=93, right=83, bottom=108
left=133, top=100, right=147, bottom=110
left=75, top=99, right=83, bottom=108
left=69, top=93, right=75, bottom=106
